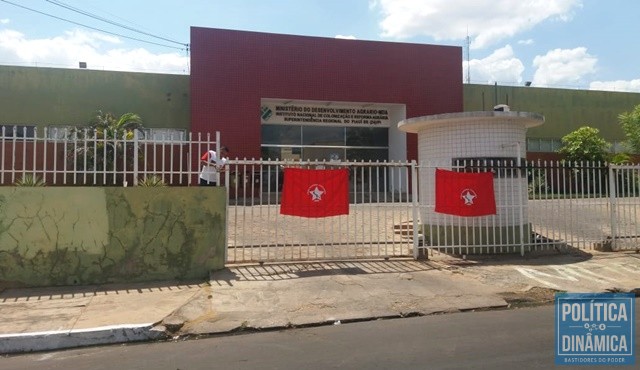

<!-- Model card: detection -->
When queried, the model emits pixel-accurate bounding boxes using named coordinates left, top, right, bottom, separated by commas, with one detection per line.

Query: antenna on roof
left=465, top=28, right=471, bottom=84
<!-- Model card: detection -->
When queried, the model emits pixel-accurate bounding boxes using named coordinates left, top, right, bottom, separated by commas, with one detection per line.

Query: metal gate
left=224, top=159, right=416, bottom=263
left=609, top=164, right=640, bottom=250
left=224, top=160, right=640, bottom=264
left=411, top=161, right=640, bottom=255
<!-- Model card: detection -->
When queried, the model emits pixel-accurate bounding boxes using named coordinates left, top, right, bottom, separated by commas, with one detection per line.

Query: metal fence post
left=411, top=160, right=420, bottom=259
left=133, top=129, right=139, bottom=186
left=608, top=164, right=617, bottom=250
left=517, top=144, right=525, bottom=256
left=224, top=154, right=230, bottom=264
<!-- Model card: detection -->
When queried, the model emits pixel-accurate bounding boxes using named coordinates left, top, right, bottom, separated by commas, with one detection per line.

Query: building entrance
left=260, top=98, right=406, bottom=162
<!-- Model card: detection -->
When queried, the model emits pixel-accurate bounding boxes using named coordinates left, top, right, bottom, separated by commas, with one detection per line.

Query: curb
left=0, top=324, right=166, bottom=355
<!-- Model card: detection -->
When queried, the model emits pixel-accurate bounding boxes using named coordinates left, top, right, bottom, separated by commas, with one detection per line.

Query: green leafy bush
left=558, top=126, right=610, bottom=163
left=14, top=174, right=46, bottom=186
left=138, top=175, right=167, bottom=187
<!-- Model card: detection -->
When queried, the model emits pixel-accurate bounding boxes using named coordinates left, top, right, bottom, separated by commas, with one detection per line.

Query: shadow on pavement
left=0, top=279, right=207, bottom=302
left=426, top=246, right=595, bottom=268
left=212, top=259, right=439, bottom=285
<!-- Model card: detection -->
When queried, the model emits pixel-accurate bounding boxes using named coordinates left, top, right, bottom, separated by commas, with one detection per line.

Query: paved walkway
left=1, top=251, right=639, bottom=354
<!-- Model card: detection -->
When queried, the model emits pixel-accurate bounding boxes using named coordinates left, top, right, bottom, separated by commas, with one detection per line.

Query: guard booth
left=398, top=109, right=545, bottom=251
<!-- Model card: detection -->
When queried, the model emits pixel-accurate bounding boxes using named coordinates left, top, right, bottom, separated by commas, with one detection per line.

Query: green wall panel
left=3, top=65, right=640, bottom=143
left=463, top=84, right=640, bottom=142
left=0, top=66, right=190, bottom=130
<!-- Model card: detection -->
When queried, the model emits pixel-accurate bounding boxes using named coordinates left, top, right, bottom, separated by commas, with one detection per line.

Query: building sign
left=555, top=292, right=635, bottom=366
left=261, top=102, right=391, bottom=127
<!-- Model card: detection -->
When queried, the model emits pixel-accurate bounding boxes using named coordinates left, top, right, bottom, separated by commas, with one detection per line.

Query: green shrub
left=138, top=175, right=167, bottom=187
left=14, top=174, right=46, bottom=186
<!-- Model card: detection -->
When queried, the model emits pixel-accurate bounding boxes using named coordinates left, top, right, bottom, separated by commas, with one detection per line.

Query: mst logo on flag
left=280, top=168, right=349, bottom=218
left=434, top=168, right=496, bottom=217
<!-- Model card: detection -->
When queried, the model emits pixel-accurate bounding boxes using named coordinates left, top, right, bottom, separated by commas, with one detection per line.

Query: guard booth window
left=452, top=157, right=524, bottom=178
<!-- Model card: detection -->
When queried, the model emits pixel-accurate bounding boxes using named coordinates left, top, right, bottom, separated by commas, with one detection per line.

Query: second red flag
left=434, top=168, right=497, bottom=217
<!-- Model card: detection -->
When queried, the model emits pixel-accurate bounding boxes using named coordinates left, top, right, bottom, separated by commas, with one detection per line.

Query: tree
left=91, top=110, right=143, bottom=140
left=619, top=104, right=640, bottom=154
left=68, top=110, right=144, bottom=184
left=558, top=126, right=610, bottom=163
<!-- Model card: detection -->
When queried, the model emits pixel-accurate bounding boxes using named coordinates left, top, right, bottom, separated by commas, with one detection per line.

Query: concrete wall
left=0, top=187, right=226, bottom=288
left=0, top=65, right=190, bottom=130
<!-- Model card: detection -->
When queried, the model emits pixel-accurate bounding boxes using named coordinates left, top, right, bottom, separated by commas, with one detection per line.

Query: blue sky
left=1, top=0, right=639, bottom=92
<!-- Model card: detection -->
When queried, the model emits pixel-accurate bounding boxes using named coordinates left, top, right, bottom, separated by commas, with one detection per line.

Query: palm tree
left=67, top=110, right=144, bottom=185
left=92, top=111, right=143, bottom=140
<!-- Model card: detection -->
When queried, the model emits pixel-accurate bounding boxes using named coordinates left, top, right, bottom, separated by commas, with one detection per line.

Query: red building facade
left=190, top=27, right=463, bottom=162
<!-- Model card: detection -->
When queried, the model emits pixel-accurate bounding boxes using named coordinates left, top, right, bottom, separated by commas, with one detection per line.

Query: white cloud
left=335, top=35, right=357, bottom=40
left=0, top=28, right=188, bottom=73
left=374, top=0, right=581, bottom=49
left=590, top=79, right=640, bottom=93
left=518, top=39, right=534, bottom=45
left=466, top=45, right=525, bottom=84
left=1, top=19, right=9, bottom=24
left=98, top=47, right=188, bottom=73
left=532, top=47, right=597, bottom=87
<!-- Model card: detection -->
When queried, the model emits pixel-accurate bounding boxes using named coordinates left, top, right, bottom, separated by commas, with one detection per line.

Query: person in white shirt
left=199, top=146, right=229, bottom=186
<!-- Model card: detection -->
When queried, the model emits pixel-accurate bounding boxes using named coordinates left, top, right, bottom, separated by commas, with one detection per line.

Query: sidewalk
left=0, top=281, right=204, bottom=353
left=1, top=251, right=639, bottom=354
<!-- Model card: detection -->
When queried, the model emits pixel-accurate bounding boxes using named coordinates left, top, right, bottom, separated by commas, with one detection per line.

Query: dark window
left=261, top=147, right=281, bottom=160
left=0, top=125, right=36, bottom=138
left=260, top=146, right=302, bottom=160
left=302, top=147, right=344, bottom=161
left=261, top=124, right=389, bottom=162
left=346, top=148, right=388, bottom=161
left=262, top=125, right=301, bottom=145
left=452, top=157, right=524, bottom=178
left=143, top=128, right=186, bottom=142
left=527, top=138, right=562, bottom=153
left=302, top=126, right=344, bottom=146
left=346, top=127, right=388, bottom=147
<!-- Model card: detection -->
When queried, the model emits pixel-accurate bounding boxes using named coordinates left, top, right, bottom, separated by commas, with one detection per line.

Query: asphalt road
left=2, top=304, right=637, bottom=370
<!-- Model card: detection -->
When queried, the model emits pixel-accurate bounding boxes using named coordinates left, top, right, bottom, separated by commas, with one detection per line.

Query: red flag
left=280, top=168, right=349, bottom=218
left=434, top=168, right=496, bottom=217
